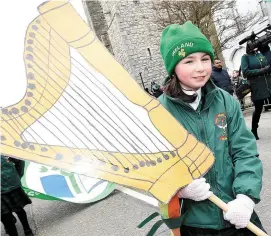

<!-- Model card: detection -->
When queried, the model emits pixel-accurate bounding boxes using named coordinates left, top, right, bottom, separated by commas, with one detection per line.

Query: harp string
left=4, top=114, right=26, bottom=140
left=26, top=53, right=151, bottom=168
left=28, top=76, right=148, bottom=168
left=5, top=111, right=110, bottom=168
left=22, top=22, right=194, bottom=173
left=28, top=77, right=123, bottom=166
left=26, top=67, right=144, bottom=168
left=1, top=119, right=57, bottom=157
left=26, top=27, right=165, bottom=167
left=70, top=56, right=177, bottom=155
left=35, top=27, right=174, bottom=156
left=33, top=23, right=173, bottom=153
left=1, top=117, right=24, bottom=141
left=32, top=31, right=163, bottom=157
left=3, top=112, right=126, bottom=170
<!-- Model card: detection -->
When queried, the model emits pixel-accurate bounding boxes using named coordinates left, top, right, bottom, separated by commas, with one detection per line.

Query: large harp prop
left=0, top=2, right=267, bottom=235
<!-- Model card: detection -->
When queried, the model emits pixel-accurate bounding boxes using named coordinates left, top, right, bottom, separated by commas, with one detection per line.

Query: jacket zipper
left=174, top=89, right=224, bottom=227
left=197, top=111, right=225, bottom=228
left=198, top=114, right=205, bottom=141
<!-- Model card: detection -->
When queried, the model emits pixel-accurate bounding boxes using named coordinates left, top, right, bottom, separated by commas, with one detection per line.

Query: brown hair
left=163, top=73, right=197, bottom=102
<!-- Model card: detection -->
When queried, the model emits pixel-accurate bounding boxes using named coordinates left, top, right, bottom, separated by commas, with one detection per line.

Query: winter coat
left=1, top=155, right=24, bottom=194
left=158, top=80, right=263, bottom=230
left=211, top=67, right=233, bottom=94
left=241, top=52, right=271, bottom=101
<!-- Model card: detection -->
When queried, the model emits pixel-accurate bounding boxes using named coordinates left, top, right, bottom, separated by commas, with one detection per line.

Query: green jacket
left=158, top=81, right=263, bottom=230
left=1, top=155, right=23, bottom=194
left=241, top=52, right=271, bottom=101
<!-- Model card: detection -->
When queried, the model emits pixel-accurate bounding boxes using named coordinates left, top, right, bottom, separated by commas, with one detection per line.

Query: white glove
left=178, top=178, right=212, bottom=201
left=223, top=194, right=255, bottom=229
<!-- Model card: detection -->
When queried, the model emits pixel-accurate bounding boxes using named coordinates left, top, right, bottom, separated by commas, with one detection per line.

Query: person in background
left=211, top=58, right=234, bottom=95
left=231, top=69, right=246, bottom=110
left=241, top=44, right=271, bottom=140
left=1, top=155, right=34, bottom=236
left=151, top=81, right=163, bottom=98
left=231, top=70, right=241, bottom=89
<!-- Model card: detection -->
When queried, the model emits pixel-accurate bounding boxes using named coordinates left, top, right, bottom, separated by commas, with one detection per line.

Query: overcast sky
left=0, top=0, right=87, bottom=107
left=236, top=0, right=260, bottom=14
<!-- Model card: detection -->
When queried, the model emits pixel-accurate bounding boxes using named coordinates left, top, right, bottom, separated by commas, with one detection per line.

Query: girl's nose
left=195, top=61, right=204, bottom=71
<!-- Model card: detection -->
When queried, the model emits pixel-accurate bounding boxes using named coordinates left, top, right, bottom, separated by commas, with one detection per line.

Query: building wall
left=82, top=1, right=114, bottom=54
left=84, top=1, right=167, bottom=90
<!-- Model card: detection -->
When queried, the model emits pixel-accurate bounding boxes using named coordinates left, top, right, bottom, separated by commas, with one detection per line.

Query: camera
left=239, top=24, right=271, bottom=52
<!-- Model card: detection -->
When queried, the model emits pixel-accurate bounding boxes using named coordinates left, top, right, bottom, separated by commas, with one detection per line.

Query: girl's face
left=174, top=52, right=212, bottom=91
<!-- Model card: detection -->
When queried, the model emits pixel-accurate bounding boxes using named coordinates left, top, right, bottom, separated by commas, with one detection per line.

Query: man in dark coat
left=211, top=58, right=234, bottom=95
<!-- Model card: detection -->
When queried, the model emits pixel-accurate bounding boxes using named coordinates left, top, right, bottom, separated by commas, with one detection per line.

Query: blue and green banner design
left=22, top=161, right=116, bottom=203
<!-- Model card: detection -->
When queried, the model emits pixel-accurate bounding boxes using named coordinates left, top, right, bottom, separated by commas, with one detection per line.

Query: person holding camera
left=241, top=44, right=271, bottom=140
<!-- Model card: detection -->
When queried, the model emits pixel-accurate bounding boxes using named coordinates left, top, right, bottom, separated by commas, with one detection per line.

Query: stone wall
left=84, top=0, right=167, bottom=90
left=83, top=1, right=114, bottom=54
left=100, top=1, right=133, bottom=78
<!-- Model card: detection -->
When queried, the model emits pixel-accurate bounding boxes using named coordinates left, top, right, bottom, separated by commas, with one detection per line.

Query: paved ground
left=244, top=109, right=271, bottom=235
left=2, top=110, right=271, bottom=236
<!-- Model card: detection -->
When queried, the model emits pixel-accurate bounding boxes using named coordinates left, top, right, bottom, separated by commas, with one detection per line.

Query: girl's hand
left=178, top=178, right=212, bottom=201
left=223, top=194, right=255, bottom=229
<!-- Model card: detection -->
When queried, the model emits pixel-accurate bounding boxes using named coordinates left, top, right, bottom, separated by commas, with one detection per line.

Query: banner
left=22, top=161, right=116, bottom=203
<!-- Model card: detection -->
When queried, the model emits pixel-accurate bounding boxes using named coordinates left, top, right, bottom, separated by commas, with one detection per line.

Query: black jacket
left=211, top=67, right=233, bottom=94
left=241, top=52, right=271, bottom=101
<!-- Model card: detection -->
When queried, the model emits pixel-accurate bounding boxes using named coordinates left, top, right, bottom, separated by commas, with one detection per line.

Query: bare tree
left=153, top=1, right=260, bottom=56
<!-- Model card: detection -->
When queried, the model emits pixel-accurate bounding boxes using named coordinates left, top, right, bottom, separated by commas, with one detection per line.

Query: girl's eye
left=184, top=60, right=193, bottom=64
left=202, top=57, right=210, bottom=61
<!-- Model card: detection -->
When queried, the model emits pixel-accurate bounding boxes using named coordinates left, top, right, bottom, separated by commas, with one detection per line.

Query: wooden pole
left=209, top=194, right=269, bottom=236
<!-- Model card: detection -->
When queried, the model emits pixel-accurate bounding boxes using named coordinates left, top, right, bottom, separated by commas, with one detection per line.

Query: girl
left=158, top=22, right=264, bottom=236
left=1, top=155, right=34, bottom=236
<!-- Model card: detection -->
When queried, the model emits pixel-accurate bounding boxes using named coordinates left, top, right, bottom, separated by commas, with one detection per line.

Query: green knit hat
left=160, top=21, right=214, bottom=78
